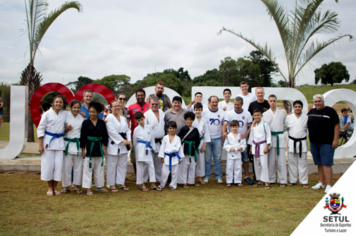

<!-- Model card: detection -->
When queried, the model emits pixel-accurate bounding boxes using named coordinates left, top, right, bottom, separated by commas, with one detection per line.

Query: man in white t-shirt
left=202, top=96, right=225, bottom=183
left=222, top=96, right=254, bottom=185
left=218, top=88, right=234, bottom=112
left=238, top=81, right=257, bottom=112
left=187, top=92, right=208, bottom=111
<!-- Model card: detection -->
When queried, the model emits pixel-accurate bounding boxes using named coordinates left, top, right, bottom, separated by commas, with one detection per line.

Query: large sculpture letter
left=0, top=86, right=28, bottom=159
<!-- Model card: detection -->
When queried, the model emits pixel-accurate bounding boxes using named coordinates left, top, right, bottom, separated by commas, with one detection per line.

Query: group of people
left=37, top=81, right=342, bottom=196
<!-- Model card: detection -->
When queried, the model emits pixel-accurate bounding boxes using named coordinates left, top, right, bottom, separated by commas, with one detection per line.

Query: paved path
left=0, top=141, right=40, bottom=154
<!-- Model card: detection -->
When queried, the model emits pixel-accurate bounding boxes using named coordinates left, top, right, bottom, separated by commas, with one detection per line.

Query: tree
left=96, top=74, right=131, bottom=93
left=21, top=0, right=82, bottom=142
left=66, top=76, right=93, bottom=93
left=192, top=69, right=220, bottom=86
left=247, top=50, right=277, bottom=87
left=314, top=62, right=350, bottom=86
left=219, top=0, right=352, bottom=88
left=219, top=57, right=238, bottom=86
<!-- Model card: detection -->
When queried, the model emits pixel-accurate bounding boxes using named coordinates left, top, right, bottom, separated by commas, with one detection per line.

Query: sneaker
left=217, top=179, right=223, bottom=184
left=325, top=185, right=332, bottom=194
left=203, top=178, right=209, bottom=183
left=244, top=177, right=254, bottom=185
left=312, top=182, right=325, bottom=189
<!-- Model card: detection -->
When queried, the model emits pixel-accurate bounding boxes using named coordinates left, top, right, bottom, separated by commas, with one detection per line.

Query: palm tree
left=21, top=0, right=82, bottom=142
left=219, top=0, right=352, bottom=88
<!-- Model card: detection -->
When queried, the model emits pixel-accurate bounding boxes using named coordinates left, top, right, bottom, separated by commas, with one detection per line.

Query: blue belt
left=45, top=131, right=65, bottom=148
left=165, top=152, right=182, bottom=171
left=138, top=140, right=154, bottom=153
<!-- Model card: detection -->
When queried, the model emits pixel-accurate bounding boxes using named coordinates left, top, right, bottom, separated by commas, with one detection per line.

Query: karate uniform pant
left=253, top=154, right=269, bottom=183
left=41, top=150, right=63, bottom=182
left=62, top=153, right=83, bottom=187
left=288, top=152, right=308, bottom=184
left=196, top=152, right=205, bottom=177
left=143, top=153, right=162, bottom=183
left=159, top=164, right=179, bottom=189
left=226, top=158, right=242, bottom=184
left=268, top=148, right=287, bottom=184
left=178, top=156, right=196, bottom=185
left=82, top=157, right=104, bottom=189
left=136, top=161, right=156, bottom=185
left=106, top=153, right=127, bottom=186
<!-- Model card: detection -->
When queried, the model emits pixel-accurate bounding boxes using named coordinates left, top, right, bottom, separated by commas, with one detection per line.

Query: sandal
left=151, top=187, right=162, bottom=191
left=60, top=189, right=70, bottom=194
left=110, top=188, right=119, bottom=192
left=265, top=185, right=270, bottom=190
left=73, top=189, right=83, bottom=194
left=280, top=184, right=286, bottom=188
left=183, top=185, right=189, bottom=189
left=140, top=187, right=149, bottom=192
left=226, top=184, right=232, bottom=187
left=254, top=181, right=263, bottom=187
left=95, top=188, right=108, bottom=193
left=302, top=184, right=309, bottom=189
left=197, top=180, right=205, bottom=185
left=189, top=183, right=200, bottom=187
left=169, top=187, right=176, bottom=191
left=119, top=186, right=129, bottom=191
left=87, top=191, right=93, bottom=196
left=287, top=183, right=297, bottom=186
left=47, top=191, right=53, bottom=196
left=54, top=190, right=61, bottom=196
left=235, top=183, right=243, bottom=187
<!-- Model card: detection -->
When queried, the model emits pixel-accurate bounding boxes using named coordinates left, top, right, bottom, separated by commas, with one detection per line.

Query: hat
left=172, top=96, right=182, bottom=103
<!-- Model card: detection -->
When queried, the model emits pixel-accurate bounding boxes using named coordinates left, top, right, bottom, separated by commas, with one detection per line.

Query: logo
left=45, top=144, right=48, bottom=149
left=324, top=193, right=347, bottom=215
left=210, top=118, right=221, bottom=126
left=238, top=139, right=241, bottom=143
left=218, top=115, right=220, bottom=118
left=242, top=116, right=245, bottom=120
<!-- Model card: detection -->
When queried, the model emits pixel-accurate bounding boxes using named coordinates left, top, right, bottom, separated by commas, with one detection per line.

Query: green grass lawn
left=0, top=172, right=341, bottom=235
left=0, top=122, right=38, bottom=142
left=297, top=84, right=356, bottom=103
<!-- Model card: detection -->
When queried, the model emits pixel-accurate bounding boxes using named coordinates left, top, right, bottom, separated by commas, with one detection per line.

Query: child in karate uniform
left=158, top=121, right=185, bottom=190
left=37, top=95, right=67, bottom=196
left=61, top=100, right=85, bottom=194
left=133, top=112, right=161, bottom=191
left=81, top=102, right=108, bottom=195
left=223, top=120, right=247, bottom=187
left=177, top=112, right=201, bottom=188
left=192, top=102, right=210, bottom=185
left=248, top=109, right=272, bottom=190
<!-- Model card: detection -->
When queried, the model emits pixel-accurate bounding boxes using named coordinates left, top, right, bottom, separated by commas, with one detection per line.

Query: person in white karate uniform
left=263, top=94, right=288, bottom=187
left=61, top=100, right=85, bottom=194
left=192, top=103, right=210, bottom=185
left=218, top=88, right=234, bottom=112
left=158, top=121, right=185, bottom=190
left=285, top=100, right=309, bottom=188
left=81, top=102, right=108, bottom=196
left=248, top=109, right=271, bottom=190
left=144, top=97, right=165, bottom=184
left=106, top=100, right=132, bottom=192
left=37, top=95, right=67, bottom=196
left=133, top=112, right=161, bottom=191
left=224, top=120, right=247, bottom=187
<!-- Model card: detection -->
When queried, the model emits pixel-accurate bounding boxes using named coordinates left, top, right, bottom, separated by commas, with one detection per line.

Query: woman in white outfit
left=61, top=100, right=85, bottom=194
left=37, top=95, right=67, bottom=196
left=106, top=100, right=132, bottom=192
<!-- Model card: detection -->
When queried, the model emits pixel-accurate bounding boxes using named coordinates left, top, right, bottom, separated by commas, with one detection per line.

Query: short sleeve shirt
left=307, top=106, right=339, bottom=144
left=201, top=107, right=225, bottom=139
left=128, top=102, right=150, bottom=137
left=248, top=100, right=270, bottom=118
left=224, top=109, right=252, bottom=134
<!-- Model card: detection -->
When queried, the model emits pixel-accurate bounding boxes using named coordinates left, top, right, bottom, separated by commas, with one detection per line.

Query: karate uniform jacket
left=263, top=108, right=286, bottom=148
left=64, top=111, right=84, bottom=155
left=106, top=114, right=131, bottom=155
left=248, top=121, right=271, bottom=155
left=37, top=108, right=67, bottom=151
left=223, top=133, right=247, bottom=160
left=144, top=109, right=165, bottom=153
left=80, top=119, right=108, bottom=157
left=158, top=135, right=185, bottom=166
left=177, top=125, right=201, bottom=156
left=133, top=125, right=156, bottom=162
left=192, top=118, right=211, bottom=149
left=284, top=113, right=308, bottom=153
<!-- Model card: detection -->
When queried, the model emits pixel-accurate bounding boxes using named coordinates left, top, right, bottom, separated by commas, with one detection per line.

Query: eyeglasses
left=151, top=103, right=159, bottom=106
left=118, top=98, right=126, bottom=101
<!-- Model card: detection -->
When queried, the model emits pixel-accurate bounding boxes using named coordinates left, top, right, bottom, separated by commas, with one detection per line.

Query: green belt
left=184, top=140, right=197, bottom=163
left=64, top=137, right=80, bottom=158
left=271, top=131, right=284, bottom=155
left=87, top=136, right=104, bottom=168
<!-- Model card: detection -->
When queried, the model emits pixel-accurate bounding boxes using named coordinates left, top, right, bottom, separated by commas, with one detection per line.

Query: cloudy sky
left=0, top=0, right=355, bottom=86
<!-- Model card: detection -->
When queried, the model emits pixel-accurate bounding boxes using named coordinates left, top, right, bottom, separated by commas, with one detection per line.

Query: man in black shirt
left=308, top=94, right=340, bottom=194
left=247, top=87, right=270, bottom=182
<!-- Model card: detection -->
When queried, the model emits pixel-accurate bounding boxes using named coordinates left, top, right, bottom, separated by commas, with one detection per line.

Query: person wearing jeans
left=205, top=137, right=223, bottom=181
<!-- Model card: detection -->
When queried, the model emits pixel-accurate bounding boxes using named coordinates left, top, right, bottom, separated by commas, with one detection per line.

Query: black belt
left=155, top=138, right=162, bottom=144
left=119, top=133, right=131, bottom=151
left=288, top=136, right=306, bottom=158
